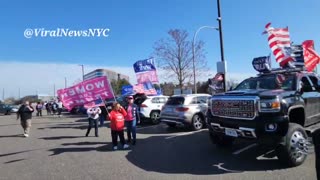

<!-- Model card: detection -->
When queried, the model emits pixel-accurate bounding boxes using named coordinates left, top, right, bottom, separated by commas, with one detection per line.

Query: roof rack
left=258, top=67, right=306, bottom=76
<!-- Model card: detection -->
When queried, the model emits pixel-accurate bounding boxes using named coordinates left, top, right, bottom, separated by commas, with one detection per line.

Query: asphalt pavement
left=0, top=112, right=317, bottom=180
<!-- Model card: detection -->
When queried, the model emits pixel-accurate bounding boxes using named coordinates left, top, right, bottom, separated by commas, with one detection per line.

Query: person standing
left=85, top=106, right=101, bottom=137
left=17, top=101, right=34, bottom=137
left=108, top=102, right=129, bottom=150
left=36, top=102, right=43, bottom=116
left=57, top=100, right=63, bottom=118
left=124, top=96, right=140, bottom=145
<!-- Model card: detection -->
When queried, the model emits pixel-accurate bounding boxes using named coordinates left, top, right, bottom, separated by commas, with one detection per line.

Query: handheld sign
left=252, top=56, right=271, bottom=73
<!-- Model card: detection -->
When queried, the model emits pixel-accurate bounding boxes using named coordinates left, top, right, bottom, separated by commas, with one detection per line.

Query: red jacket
left=108, top=108, right=127, bottom=131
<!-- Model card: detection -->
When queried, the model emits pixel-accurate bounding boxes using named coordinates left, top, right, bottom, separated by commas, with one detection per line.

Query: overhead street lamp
left=192, top=26, right=219, bottom=94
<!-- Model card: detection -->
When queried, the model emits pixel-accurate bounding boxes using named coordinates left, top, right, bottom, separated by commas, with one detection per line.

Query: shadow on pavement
left=125, top=130, right=288, bottom=175
left=37, top=122, right=88, bottom=130
left=0, top=134, right=23, bottom=138
left=61, top=141, right=107, bottom=146
left=48, top=142, right=117, bottom=155
left=136, top=123, right=195, bottom=135
left=39, top=136, right=84, bottom=140
left=0, top=149, right=36, bottom=157
left=4, top=159, right=25, bottom=164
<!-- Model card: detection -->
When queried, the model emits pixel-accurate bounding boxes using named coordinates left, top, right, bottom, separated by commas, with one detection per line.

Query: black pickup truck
left=207, top=67, right=320, bottom=167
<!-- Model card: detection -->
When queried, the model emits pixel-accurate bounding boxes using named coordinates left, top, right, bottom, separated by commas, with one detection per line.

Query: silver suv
left=160, top=94, right=211, bottom=131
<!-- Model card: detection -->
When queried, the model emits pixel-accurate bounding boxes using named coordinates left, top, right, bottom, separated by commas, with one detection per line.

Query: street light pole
left=192, top=26, right=219, bottom=94
left=217, top=0, right=227, bottom=92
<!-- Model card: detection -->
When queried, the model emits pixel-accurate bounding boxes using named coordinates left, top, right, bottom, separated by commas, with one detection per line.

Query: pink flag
left=136, top=70, right=159, bottom=84
left=57, top=76, right=114, bottom=111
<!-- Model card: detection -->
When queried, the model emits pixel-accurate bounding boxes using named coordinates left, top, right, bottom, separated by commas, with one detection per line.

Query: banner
left=57, top=76, right=114, bottom=110
left=302, top=40, right=320, bottom=72
left=133, top=58, right=159, bottom=83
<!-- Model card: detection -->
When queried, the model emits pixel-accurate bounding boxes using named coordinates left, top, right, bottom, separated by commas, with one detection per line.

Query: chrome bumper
left=210, top=123, right=257, bottom=138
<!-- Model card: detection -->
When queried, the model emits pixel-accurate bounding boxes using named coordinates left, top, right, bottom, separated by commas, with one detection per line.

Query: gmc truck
left=207, top=67, right=320, bottom=167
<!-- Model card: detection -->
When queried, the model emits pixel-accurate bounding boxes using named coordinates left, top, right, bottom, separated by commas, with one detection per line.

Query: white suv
left=139, top=95, right=169, bottom=124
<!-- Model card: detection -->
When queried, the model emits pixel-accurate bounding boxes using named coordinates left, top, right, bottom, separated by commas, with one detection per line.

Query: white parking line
left=232, top=143, right=257, bottom=155
left=165, top=129, right=207, bottom=139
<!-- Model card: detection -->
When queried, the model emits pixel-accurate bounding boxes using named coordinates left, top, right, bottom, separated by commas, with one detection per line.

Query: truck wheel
left=150, top=111, right=160, bottom=124
left=276, top=123, right=308, bottom=167
left=191, top=114, right=204, bottom=131
left=209, top=132, right=234, bottom=147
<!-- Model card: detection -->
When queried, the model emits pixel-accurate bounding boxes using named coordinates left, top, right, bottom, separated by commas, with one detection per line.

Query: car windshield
left=235, top=74, right=296, bottom=91
left=166, top=97, right=185, bottom=105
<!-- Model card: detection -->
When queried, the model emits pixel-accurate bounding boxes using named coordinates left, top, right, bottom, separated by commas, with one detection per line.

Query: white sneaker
left=123, top=144, right=129, bottom=149
left=113, top=146, right=118, bottom=150
left=24, top=134, right=29, bottom=137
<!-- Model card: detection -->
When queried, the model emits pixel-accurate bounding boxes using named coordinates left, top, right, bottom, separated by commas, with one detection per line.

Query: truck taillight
left=176, top=107, right=189, bottom=112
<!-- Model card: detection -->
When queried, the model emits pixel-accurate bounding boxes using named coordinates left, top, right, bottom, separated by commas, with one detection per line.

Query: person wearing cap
left=124, top=95, right=140, bottom=145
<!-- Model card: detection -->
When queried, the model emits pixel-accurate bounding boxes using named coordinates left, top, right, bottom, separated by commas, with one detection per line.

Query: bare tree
left=153, top=29, right=208, bottom=93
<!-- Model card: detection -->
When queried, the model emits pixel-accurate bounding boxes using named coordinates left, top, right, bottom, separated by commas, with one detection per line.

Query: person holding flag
left=85, top=105, right=102, bottom=137
left=124, top=96, right=140, bottom=145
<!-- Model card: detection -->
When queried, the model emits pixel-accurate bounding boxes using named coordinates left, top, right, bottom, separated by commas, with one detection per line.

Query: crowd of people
left=16, top=96, right=140, bottom=150
left=85, top=95, right=140, bottom=150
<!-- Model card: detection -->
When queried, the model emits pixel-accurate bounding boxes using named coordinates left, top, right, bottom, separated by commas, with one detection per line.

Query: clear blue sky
left=0, top=0, right=319, bottom=98
left=0, top=0, right=319, bottom=72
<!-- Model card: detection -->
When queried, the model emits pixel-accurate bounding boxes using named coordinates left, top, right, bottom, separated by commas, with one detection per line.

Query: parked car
left=139, top=95, right=169, bottom=124
left=9, top=105, right=19, bottom=113
left=160, top=94, right=211, bottom=130
left=0, top=104, right=13, bottom=115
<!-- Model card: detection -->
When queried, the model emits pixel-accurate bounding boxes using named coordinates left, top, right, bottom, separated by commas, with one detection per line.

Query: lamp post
left=192, top=26, right=219, bottom=94
left=217, top=0, right=227, bottom=92
left=79, top=64, right=84, bottom=81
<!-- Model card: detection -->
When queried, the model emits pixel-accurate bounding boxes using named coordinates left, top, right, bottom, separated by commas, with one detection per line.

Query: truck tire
left=150, top=111, right=160, bottom=124
left=191, top=114, right=204, bottom=131
left=209, top=132, right=234, bottom=147
left=276, top=123, right=308, bottom=167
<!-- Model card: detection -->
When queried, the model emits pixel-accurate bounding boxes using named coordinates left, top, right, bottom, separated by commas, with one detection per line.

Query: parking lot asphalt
left=0, top=113, right=317, bottom=180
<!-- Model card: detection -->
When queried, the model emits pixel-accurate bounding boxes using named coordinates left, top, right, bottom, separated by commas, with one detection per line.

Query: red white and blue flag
left=302, top=40, right=320, bottom=72
left=133, top=58, right=159, bottom=84
left=133, top=82, right=157, bottom=95
left=264, top=23, right=294, bottom=67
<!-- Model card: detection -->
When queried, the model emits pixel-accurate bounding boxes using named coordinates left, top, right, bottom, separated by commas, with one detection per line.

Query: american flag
left=133, top=82, right=157, bottom=95
left=302, top=40, right=320, bottom=72
left=84, top=97, right=105, bottom=109
left=264, top=23, right=294, bottom=67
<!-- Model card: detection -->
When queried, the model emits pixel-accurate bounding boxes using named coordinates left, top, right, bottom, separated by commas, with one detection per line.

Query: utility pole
left=53, top=84, right=56, bottom=98
left=2, top=88, right=4, bottom=101
left=217, top=0, right=227, bottom=92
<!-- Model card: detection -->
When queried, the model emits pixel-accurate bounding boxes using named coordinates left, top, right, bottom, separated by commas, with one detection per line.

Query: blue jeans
left=99, top=115, right=105, bottom=127
left=125, top=120, right=136, bottom=142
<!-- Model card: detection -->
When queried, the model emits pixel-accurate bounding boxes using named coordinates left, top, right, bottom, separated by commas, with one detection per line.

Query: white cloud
left=0, top=61, right=255, bottom=100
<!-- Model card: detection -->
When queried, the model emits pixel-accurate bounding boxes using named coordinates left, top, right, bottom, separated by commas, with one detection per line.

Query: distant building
left=84, top=69, right=129, bottom=82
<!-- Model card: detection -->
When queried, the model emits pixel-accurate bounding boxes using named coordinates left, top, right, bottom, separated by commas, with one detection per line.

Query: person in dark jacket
left=124, top=96, right=140, bottom=145
left=17, top=101, right=34, bottom=137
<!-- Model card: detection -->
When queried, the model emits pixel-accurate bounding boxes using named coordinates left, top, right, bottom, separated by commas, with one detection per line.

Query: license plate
left=225, top=128, right=238, bottom=137
left=165, top=108, right=173, bottom=112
